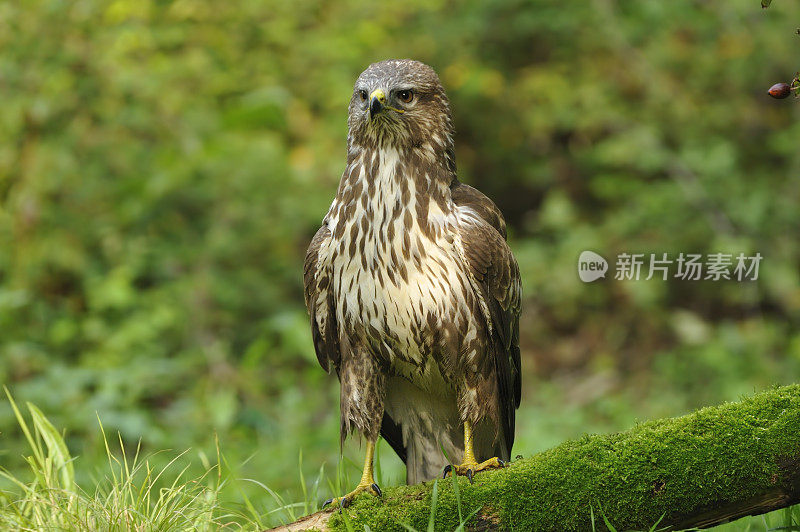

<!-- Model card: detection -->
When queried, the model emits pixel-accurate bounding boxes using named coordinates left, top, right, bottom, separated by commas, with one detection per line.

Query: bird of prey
left=304, top=59, right=521, bottom=507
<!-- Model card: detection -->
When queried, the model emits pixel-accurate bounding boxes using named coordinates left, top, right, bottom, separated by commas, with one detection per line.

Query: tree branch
left=270, top=384, right=800, bottom=531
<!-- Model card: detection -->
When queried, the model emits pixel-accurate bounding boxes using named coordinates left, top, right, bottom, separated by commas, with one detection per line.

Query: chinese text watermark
left=578, top=252, right=762, bottom=283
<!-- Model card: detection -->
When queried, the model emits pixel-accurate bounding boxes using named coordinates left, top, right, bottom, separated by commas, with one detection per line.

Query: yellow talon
left=323, top=481, right=382, bottom=509
left=323, top=440, right=382, bottom=510
left=443, top=422, right=506, bottom=483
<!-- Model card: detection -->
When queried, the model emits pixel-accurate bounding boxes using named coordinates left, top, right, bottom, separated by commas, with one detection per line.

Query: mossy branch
left=272, top=385, right=800, bottom=531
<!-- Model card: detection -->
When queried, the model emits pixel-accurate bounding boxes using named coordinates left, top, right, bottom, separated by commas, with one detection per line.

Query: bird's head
left=347, top=59, right=454, bottom=154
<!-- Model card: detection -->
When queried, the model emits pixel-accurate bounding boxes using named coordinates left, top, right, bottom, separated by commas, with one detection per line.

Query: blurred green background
left=1, top=0, right=799, bottom=526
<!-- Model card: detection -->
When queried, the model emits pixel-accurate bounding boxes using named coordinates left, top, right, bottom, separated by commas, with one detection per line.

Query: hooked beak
left=369, top=89, right=386, bottom=120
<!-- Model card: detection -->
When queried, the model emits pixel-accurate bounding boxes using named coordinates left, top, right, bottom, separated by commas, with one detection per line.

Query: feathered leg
left=324, top=343, right=385, bottom=508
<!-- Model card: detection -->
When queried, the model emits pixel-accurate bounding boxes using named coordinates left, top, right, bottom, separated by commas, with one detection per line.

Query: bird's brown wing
left=303, top=225, right=340, bottom=372
left=451, top=182, right=507, bottom=239
left=453, top=181, right=522, bottom=457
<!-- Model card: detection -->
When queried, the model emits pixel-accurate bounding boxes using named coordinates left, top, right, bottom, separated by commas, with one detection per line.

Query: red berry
left=768, top=82, right=792, bottom=99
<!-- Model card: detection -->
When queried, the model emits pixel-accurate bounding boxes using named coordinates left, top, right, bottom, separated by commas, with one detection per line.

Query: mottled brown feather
left=450, top=181, right=507, bottom=239
left=303, top=225, right=340, bottom=372
left=454, top=184, right=522, bottom=453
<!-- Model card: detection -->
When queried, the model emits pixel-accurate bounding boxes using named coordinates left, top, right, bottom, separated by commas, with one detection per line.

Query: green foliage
left=1, top=0, right=799, bottom=528
left=0, top=389, right=255, bottom=530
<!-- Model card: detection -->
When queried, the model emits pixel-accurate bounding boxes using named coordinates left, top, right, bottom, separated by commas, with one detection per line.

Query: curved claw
left=446, top=456, right=504, bottom=482
left=323, top=482, right=382, bottom=512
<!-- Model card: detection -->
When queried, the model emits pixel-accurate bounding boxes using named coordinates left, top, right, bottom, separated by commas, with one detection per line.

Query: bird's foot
left=443, top=457, right=506, bottom=483
left=322, top=481, right=382, bottom=510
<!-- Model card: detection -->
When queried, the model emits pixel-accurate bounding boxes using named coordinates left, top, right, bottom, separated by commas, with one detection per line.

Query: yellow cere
left=369, top=89, right=386, bottom=102
left=369, top=88, right=405, bottom=113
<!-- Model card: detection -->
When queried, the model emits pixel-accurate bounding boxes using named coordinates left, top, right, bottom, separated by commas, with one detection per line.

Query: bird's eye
left=397, top=89, right=413, bottom=103
left=358, top=90, right=368, bottom=101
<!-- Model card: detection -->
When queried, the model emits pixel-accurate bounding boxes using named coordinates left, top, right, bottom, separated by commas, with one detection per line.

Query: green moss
left=325, top=385, right=800, bottom=531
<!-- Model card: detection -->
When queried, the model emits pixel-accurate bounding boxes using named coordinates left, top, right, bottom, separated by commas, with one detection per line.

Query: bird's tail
left=382, top=377, right=510, bottom=485
left=404, top=422, right=460, bottom=485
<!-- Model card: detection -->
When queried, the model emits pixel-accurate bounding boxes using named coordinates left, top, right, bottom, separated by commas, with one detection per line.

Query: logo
left=578, top=251, right=608, bottom=282
left=577, top=251, right=762, bottom=282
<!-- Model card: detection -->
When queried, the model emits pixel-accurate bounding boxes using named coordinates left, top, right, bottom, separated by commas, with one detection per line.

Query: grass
left=399, top=476, right=482, bottom=532
left=590, top=505, right=665, bottom=532
left=0, top=388, right=256, bottom=530
left=1, top=386, right=799, bottom=531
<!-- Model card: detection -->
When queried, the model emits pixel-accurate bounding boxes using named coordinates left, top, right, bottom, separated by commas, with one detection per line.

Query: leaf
left=27, top=403, right=75, bottom=491
left=427, top=480, right=439, bottom=532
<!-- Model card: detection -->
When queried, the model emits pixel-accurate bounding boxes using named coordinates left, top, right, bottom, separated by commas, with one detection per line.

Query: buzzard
left=304, top=59, right=521, bottom=507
